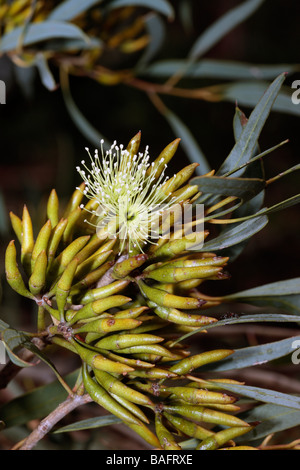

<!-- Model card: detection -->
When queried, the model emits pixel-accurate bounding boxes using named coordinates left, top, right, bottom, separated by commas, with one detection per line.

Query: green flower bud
left=47, top=189, right=59, bottom=228
left=28, top=250, right=47, bottom=295
left=5, top=240, right=34, bottom=299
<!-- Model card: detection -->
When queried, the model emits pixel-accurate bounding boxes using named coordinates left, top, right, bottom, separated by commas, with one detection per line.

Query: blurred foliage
left=0, top=0, right=300, bottom=451
left=0, top=0, right=300, bottom=157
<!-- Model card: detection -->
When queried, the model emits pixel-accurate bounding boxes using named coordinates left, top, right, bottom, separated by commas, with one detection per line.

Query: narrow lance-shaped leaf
left=236, top=403, right=300, bottom=443
left=251, top=194, right=300, bottom=219
left=167, top=0, right=265, bottom=83
left=105, top=0, right=174, bottom=20
left=217, top=73, right=287, bottom=177
left=135, top=13, right=165, bottom=71
left=42, top=37, right=103, bottom=52
left=35, top=53, right=57, bottom=91
left=53, top=415, right=122, bottom=434
left=188, top=0, right=265, bottom=61
left=202, top=335, right=300, bottom=372
left=210, top=381, right=300, bottom=410
left=195, top=215, right=268, bottom=252
left=1, top=325, right=74, bottom=393
left=144, top=59, right=300, bottom=81
left=49, top=0, right=105, bottom=21
left=220, top=81, right=300, bottom=117
left=191, top=175, right=265, bottom=203
left=155, top=101, right=211, bottom=174
left=0, top=22, right=88, bottom=53
left=223, top=277, right=300, bottom=314
left=205, top=192, right=300, bottom=253
left=60, top=68, right=110, bottom=149
left=266, top=163, right=300, bottom=185
left=1, top=328, right=34, bottom=368
left=23, top=341, right=74, bottom=394
left=173, top=314, right=300, bottom=347
left=219, top=106, right=267, bottom=259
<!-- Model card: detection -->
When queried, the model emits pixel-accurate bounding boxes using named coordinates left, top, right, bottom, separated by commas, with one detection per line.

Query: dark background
left=0, top=0, right=300, bottom=449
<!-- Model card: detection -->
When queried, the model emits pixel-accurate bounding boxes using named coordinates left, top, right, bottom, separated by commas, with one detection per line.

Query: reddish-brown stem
left=127, top=77, right=221, bottom=102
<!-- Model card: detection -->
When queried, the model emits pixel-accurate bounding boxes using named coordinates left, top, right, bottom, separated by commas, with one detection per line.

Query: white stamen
left=77, top=139, right=174, bottom=254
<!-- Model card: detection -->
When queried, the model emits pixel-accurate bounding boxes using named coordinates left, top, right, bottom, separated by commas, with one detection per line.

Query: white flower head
left=77, top=139, right=174, bottom=254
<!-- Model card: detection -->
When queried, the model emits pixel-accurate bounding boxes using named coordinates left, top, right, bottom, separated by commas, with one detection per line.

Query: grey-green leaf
left=197, top=215, right=268, bottom=252
left=217, top=73, right=287, bottom=177
left=158, top=104, right=211, bottom=175
left=188, top=0, right=265, bottom=61
left=211, top=381, right=300, bottom=410
left=49, top=0, right=104, bottom=21
left=35, top=54, right=57, bottom=91
left=191, top=175, right=265, bottom=202
left=135, top=13, right=165, bottom=71
left=61, top=71, right=110, bottom=149
left=256, top=194, right=300, bottom=217
left=1, top=328, right=34, bottom=368
left=224, top=277, right=300, bottom=314
left=0, top=22, right=88, bottom=53
left=144, top=59, right=299, bottom=81
left=237, top=403, right=300, bottom=442
left=54, top=415, right=122, bottom=433
left=206, top=335, right=300, bottom=372
left=174, top=314, right=300, bottom=347
left=41, top=37, right=103, bottom=52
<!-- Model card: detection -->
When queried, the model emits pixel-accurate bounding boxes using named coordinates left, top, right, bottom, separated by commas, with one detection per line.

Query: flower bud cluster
left=5, top=134, right=256, bottom=449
